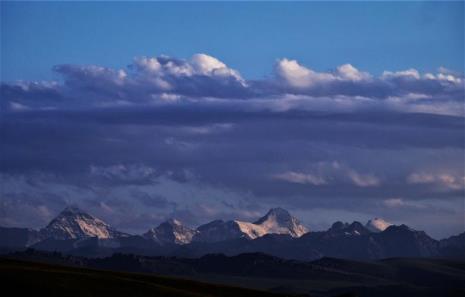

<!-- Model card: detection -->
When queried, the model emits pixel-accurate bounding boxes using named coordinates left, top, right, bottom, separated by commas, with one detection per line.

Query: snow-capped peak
left=42, top=206, right=126, bottom=240
left=366, top=218, right=392, bottom=232
left=190, top=208, right=309, bottom=243
left=234, top=220, right=267, bottom=239
left=144, top=218, right=197, bottom=245
left=253, top=208, right=309, bottom=237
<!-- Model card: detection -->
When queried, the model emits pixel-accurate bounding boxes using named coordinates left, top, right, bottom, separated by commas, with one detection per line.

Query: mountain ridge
left=41, top=206, right=128, bottom=240
left=1, top=206, right=463, bottom=261
left=192, top=207, right=309, bottom=243
left=144, top=218, right=198, bottom=245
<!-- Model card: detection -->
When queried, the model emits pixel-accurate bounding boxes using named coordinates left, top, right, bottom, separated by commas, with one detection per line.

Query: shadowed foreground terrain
left=2, top=251, right=465, bottom=297
left=0, top=258, right=296, bottom=297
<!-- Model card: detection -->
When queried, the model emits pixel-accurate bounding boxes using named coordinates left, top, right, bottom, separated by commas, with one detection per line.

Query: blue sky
left=2, top=1, right=463, bottom=81
left=1, top=1, right=464, bottom=238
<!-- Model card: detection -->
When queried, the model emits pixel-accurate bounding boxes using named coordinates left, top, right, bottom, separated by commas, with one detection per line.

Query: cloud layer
left=1, top=53, right=464, bottom=239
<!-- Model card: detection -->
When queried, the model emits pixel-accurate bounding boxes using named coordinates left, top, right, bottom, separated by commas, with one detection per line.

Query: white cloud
left=133, top=56, right=162, bottom=73
left=272, top=161, right=381, bottom=188
left=190, top=53, right=245, bottom=83
left=157, top=93, right=182, bottom=102
left=381, top=198, right=444, bottom=212
left=407, top=172, right=465, bottom=190
left=275, top=58, right=334, bottom=88
left=382, top=68, right=421, bottom=80
left=2, top=54, right=463, bottom=116
left=347, top=169, right=381, bottom=187
left=57, top=64, right=127, bottom=85
left=275, top=59, right=372, bottom=88
left=9, top=101, right=30, bottom=111
left=182, top=123, right=235, bottom=135
left=407, top=173, right=436, bottom=184
left=436, top=72, right=462, bottom=84
left=132, top=53, right=244, bottom=83
left=383, top=198, right=405, bottom=208
left=382, top=67, right=463, bottom=87
left=191, top=54, right=226, bottom=73
left=336, top=64, right=371, bottom=81
left=272, top=171, right=327, bottom=185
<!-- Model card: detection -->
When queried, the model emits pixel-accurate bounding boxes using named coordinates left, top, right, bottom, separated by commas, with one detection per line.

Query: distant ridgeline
left=1, top=206, right=464, bottom=260
left=4, top=251, right=465, bottom=297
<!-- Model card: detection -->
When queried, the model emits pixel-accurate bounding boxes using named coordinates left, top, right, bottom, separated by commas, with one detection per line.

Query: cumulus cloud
left=132, top=53, right=244, bottom=82
left=274, top=58, right=334, bottom=88
left=3, top=53, right=249, bottom=109
left=275, top=59, right=371, bottom=88
left=190, top=54, right=245, bottom=83
left=337, top=64, right=372, bottom=81
left=127, top=53, right=248, bottom=99
left=272, top=59, right=463, bottom=108
left=1, top=53, right=463, bottom=116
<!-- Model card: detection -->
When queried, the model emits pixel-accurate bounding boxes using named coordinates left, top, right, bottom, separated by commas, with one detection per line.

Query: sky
left=1, top=1, right=464, bottom=239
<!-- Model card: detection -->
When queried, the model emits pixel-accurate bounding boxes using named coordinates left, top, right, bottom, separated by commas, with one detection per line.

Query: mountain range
left=0, top=206, right=463, bottom=261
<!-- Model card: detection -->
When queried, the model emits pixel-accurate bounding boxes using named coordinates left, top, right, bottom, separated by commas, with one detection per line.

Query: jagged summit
left=254, top=207, right=309, bottom=238
left=329, top=221, right=349, bottom=231
left=144, top=218, right=197, bottom=245
left=328, top=221, right=369, bottom=236
left=192, top=220, right=250, bottom=243
left=328, top=218, right=393, bottom=235
left=346, top=222, right=370, bottom=235
left=384, top=224, right=416, bottom=233
left=255, top=208, right=291, bottom=224
left=192, top=208, right=309, bottom=243
left=42, top=206, right=127, bottom=240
